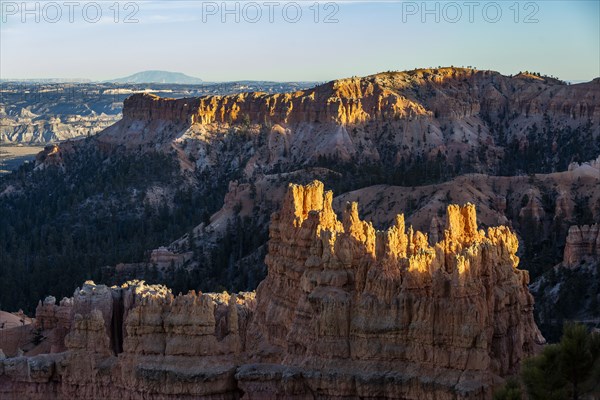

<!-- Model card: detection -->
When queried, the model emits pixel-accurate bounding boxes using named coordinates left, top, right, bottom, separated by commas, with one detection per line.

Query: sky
left=0, top=0, right=598, bottom=82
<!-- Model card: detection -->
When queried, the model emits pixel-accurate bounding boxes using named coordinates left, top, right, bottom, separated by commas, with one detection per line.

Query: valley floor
left=0, top=145, right=44, bottom=174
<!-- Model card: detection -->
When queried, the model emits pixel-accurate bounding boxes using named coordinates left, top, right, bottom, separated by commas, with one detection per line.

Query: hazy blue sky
left=0, top=0, right=598, bottom=81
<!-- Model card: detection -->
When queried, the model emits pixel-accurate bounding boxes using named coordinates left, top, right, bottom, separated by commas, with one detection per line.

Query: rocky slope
left=92, top=68, right=600, bottom=176
left=0, top=181, right=544, bottom=399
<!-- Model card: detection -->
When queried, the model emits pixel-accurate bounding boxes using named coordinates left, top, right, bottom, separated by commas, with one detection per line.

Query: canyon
left=1, top=67, right=598, bottom=345
left=0, top=181, right=544, bottom=399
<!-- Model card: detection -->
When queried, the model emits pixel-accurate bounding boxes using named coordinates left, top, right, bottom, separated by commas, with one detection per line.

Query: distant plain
left=0, top=145, right=44, bottom=174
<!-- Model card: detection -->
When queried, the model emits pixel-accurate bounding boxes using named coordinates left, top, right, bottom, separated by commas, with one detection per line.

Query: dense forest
left=0, top=146, right=226, bottom=312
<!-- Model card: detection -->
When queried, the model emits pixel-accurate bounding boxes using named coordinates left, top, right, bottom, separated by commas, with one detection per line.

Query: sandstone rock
left=568, top=155, right=600, bottom=172
left=72, top=281, right=114, bottom=340
left=244, top=182, right=543, bottom=400
left=563, top=224, right=600, bottom=267
left=64, top=310, right=111, bottom=355
left=428, top=215, right=444, bottom=244
left=0, top=181, right=544, bottom=399
left=94, top=68, right=600, bottom=177
left=554, top=190, right=575, bottom=222
left=518, top=189, right=545, bottom=222
left=34, top=144, right=65, bottom=171
left=34, top=296, right=73, bottom=353
left=149, top=246, right=188, bottom=268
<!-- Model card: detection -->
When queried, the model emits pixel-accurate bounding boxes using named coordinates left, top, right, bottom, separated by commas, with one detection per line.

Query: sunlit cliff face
left=125, top=77, right=430, bottom=128
left=248, top=180, right=543, bottom=394
left=277, top=180, right=520, bottom=277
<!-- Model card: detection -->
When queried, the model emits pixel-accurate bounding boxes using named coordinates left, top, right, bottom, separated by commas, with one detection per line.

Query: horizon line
left=0, top=67, right=598, bottom=85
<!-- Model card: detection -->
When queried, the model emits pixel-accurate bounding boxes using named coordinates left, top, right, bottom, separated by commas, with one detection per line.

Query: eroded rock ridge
left=0, top=181, right=544, bottom=399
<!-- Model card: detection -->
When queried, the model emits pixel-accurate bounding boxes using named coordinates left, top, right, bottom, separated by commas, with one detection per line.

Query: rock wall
left=33, top=296, right=73, bottom=353
left=241, top=181, right=544, bottom=398
left=121, top=77, right=427, bottom=128
left=0, top=181, right=544, bottom=399
left=122, top=94, right=202, bottom=123
left=119, top=69, right=600, bottom=129
left=0, top=280, right=255, bottom=400
left=563, top=224, right=600, bottom=267
left=149, top=246, right=191, bottom=268
left=90, top=68, right=600, bottom=160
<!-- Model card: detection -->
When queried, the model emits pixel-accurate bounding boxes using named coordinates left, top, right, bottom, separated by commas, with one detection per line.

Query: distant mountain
left=106, top=70, right=203, bottom=84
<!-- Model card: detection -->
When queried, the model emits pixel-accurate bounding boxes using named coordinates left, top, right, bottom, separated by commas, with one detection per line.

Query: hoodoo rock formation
left=563, top=224, right=600, bottom=267
left=241, top=181, right=544, bottom=398
left=0, top=280, right=255, bottom=399
left=0, top=181, right=544, bottom=399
